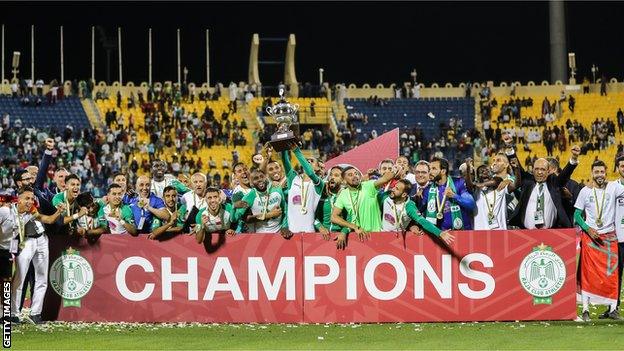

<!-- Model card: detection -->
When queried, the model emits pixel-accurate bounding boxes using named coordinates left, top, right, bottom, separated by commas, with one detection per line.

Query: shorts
left=0, top=249, right=12, bottom=280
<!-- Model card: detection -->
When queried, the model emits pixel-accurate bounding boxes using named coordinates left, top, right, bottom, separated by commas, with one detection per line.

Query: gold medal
left=596, top=219, right=603, bottom=228
left=300, top=208, right=307, bottom=215
left=436, top=212, right=444, bottom=220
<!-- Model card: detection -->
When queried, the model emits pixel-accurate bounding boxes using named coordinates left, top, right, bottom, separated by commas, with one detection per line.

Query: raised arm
left=374, top=168, right=397, bottom=188
left=406, top=201, right=442, bottom=237
left=280, top=150, right=297, bottom=187
left=35, top=138, right=55, bottom=191
left=556, top=145, right=580, bottom=188
left=292, top=147, right=324, bottom=193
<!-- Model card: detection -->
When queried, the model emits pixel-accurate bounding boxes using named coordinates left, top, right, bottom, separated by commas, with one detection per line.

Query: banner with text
left=47, top=229, right=577, bottom=323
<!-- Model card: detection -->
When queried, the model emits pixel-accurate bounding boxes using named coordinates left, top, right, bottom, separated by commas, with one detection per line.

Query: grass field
left=9, top=307, right=624, bottom=350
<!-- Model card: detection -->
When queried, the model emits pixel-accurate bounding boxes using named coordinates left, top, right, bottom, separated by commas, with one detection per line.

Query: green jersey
left=315, top=191, right=349, bottom=234
left=236, top=185, right=286, bottom=233
left=195, top=203, right=237, bottom=233
left=379, top=192, right=441, bottom=236
left=151, top=206, right=185, bottom=231
left=334, top=180, right=382, bottom=232
left=96, top=204, right=135, bottom=234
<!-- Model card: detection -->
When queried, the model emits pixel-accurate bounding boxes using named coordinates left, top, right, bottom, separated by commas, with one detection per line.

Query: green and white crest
left=518, top=243, right=566, bottom=304
left=49, top=247, right=94, bottom=307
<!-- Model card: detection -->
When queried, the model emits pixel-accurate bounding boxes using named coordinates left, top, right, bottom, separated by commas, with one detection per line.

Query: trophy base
left=270, top=130, right=298, bottom=152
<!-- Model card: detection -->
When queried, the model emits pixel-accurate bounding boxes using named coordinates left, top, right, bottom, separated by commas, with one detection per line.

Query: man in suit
left=507, top=144, right=580, bottom=229
left=501, top=132, right=580, bottom=229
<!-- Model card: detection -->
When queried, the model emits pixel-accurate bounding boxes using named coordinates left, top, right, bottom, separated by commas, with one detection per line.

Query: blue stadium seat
left=0, top=96, right=90, bottom=133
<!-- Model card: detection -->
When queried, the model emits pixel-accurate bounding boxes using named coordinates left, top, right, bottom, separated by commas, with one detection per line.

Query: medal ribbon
left=300, top=178, right=310, bottom=212
left=436, top=179, right=450, bottom=218
left=348, top=188, right=361, bottom=225
left=12, top=204, right=25, bottom=249
left=392, top=201, right=406, bottom=231
left=593, top=187, right=606, bottom=226
left=483, top=189, right=496, bottom=219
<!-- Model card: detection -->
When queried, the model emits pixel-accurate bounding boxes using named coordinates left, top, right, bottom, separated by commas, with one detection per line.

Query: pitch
left=9, top=308, right=624, bottom=350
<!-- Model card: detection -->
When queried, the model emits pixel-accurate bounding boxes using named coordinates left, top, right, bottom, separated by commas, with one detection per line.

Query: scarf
left=425, top=177, right=463, bottom=229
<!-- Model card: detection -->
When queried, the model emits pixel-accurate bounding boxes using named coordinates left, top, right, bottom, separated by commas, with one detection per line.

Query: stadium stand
left=0, top=96, right=91, bottom=132
left=93, top=93, right=256, bottom=179
left=484, top=91, right=623, bottom=182
left=343, top=97, right=475, bottom=142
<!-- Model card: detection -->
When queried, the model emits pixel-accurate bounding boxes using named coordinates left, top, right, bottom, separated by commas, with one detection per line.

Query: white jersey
left=473, top=187, right=508, bottom=230
left=151, top=175, right=177, bottom=198
left=612, top=179, right=624, bottom=242
left=287, top=176, right=322, bottom=232
left=574, top=181, right=624, bottom=234
left=244, top=188, right=284, bottom=234
left=381, top=197, right=414, bottom=232
left=182, top=191, right=208, bottom=219
left=199, top=205, right=233, bottom=233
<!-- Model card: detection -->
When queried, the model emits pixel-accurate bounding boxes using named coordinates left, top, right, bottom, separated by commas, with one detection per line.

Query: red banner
left=45, top=229, right=577, bottom=323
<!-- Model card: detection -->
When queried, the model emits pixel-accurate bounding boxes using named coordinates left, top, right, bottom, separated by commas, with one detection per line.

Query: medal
left=300, top=208, right=307, bottom=215
left=596, top=219, right=603, bottom=228
left=435, top=179, right=450, bottom=221
left=483, top=189, right=496, bottom=223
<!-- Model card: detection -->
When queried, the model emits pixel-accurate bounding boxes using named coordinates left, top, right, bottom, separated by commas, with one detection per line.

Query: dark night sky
left=0, top=1, right=622, bottom=86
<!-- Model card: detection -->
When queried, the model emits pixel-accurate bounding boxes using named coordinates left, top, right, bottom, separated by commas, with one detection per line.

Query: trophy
left=266, top=89, right=299, bottom=152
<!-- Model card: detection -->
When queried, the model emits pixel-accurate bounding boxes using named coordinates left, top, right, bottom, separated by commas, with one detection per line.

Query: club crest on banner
left=49, top=247, right=94, bottom=307
left=518, top=243, right=566, bottom=304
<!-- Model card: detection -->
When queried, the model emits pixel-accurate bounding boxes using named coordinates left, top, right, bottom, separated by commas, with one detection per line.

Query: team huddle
left=1, top=133, right=624, bottom=324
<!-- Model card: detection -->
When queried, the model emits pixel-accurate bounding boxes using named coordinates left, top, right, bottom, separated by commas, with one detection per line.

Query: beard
left=255, top=181, right=268, bottom=192
left=432, top=173, right=442, bottom=183
left=593, top=176, right=606, bottom=187
left=348, top=179, right=361, bottom=188
left=328, top=180, right=341, bottom=193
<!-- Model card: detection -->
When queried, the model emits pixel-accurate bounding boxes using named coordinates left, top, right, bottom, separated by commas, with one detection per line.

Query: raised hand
left=570, top=145, right=580, bottom=160
left=45, top=138, right=55, bottom=150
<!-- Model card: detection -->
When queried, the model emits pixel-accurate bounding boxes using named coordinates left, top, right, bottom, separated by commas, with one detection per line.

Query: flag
left=325, top=128, right=399, bottom=173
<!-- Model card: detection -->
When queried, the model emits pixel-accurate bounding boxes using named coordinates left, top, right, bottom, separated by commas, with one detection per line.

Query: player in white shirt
left=466, top=163, right=513, bottom=230
left=574, top=160, right=624, bottom=321
left=181, top=173, right=208, bottom=220
left=281, top=144, right=324, bottom=233
left=231, top=162, right=253, bottom=202
left=599, top=155, right=624, bottom=318
left=236, top=168, right=291, bottom=237
left=8, top=187, right=66, bottom=324
left=149, top=160, right=189, bottom=198
left=380, top=179, right=454, bottom=244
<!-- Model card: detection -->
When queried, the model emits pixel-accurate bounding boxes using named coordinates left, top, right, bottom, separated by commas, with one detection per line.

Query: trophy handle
left=265, top=107, right=272, bottom=115
left=292, top=104, right=299, bottom=113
